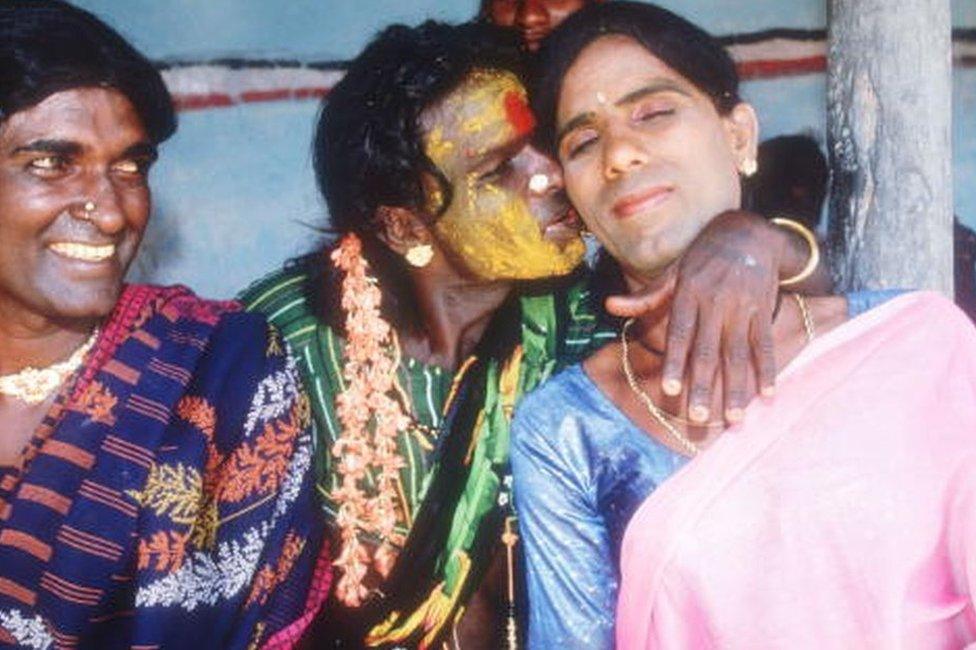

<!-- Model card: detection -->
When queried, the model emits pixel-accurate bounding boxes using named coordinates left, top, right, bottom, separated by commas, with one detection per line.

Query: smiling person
left=239, top=18, right=833, bottom=649
left=0, top=2, right=325, bottom=647
left=512, top=2, right=975, bottom=648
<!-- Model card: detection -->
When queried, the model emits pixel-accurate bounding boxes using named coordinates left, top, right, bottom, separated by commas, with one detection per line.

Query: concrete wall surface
left=65, top=0, right=975, bottom=298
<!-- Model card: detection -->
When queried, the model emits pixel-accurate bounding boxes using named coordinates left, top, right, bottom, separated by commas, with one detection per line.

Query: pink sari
left=617, top=292, right=976, bottom=649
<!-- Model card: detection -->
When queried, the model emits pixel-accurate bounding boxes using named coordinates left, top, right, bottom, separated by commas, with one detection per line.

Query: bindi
left=503, top=91, right=536, bottom=138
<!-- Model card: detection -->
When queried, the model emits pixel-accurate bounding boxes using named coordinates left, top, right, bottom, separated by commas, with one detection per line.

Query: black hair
left=532, top=0, right=741, bottom=155
left=312, top=20, right=525, bottom=332
left=0, top=0, right=176, bottom=144
left=753, top=134, right=828, bottom=230
left=531, top=1, right=744, bottom=313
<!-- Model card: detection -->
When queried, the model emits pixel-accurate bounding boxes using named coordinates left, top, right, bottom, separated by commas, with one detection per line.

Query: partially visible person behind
left=513, top=3, right=974, bottom=648
left=480, top=0, right=602, bottom=51
left=0, top=2, right=325, bottom=647
left=956, top=217, right=976, bottom=322
left=751, top=133, right=828, bottom=231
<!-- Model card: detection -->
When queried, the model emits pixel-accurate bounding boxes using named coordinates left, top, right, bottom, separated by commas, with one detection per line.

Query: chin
left=46, top=281, right=124, bottom=321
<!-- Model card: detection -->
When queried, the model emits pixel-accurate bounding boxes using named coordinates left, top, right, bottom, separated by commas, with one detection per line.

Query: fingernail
left=662, top=379, right=682, bottom=396
left=726, top=407, right=744, bottom=423
left=761, top=385, right=775, bottom=398
left=689, top=405, right=709, bottom=423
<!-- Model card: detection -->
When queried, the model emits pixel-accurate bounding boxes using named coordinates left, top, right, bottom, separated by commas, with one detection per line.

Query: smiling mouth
left=612, top=185, right=674, bottom=219
left=49, top=242, right=116, bottom=263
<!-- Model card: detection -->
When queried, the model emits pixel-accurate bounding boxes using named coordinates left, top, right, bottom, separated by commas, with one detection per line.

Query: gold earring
left=405, top=243, right=434, bottom=268
left=740, top=158, right=758, bottom=178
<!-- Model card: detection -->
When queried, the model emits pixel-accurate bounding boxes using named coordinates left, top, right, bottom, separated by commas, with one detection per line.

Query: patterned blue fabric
left=0, top=286, right=325, bottom=649
left=512, top=289, right=903, bottom=649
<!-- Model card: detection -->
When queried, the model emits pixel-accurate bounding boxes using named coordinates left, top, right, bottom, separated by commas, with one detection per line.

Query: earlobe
left=375, top=205, right=433, bottom=257
left=728, top=102, right=759, bottom=165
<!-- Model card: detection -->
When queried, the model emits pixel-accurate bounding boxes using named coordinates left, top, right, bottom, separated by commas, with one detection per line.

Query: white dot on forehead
left=596, top=92, right=608, bottom=105
left=529, top=173, right=550, bottom=193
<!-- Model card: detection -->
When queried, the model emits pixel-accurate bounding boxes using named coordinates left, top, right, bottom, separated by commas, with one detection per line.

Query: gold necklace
left=0, top=329, right=99, bottom=405
left=791, top=293, right=816, bottom=342
left=620, top=318, right=700, bottom=457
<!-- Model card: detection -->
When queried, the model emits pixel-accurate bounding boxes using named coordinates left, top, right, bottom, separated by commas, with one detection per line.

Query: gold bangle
left=772, top=217, right=820, bottom=287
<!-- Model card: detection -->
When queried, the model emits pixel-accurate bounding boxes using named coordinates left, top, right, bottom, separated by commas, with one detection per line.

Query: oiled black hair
left=312, top=20, right=525, bottom=332
left=0, top=0, right=176, bottom=144
left=532, top=0, right=741, bottom=155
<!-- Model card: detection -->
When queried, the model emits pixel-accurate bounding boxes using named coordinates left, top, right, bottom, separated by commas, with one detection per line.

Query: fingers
left=751, top=313, right=777, bottom=397
left=661, top=291, right=697, bottom=398
left=722, top=317, right=751, bottom=424
left=686, top=308, right=721, bottom=424
left=605, top=274, right=675, bottom=318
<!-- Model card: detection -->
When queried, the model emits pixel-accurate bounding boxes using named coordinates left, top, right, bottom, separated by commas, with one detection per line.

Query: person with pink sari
left=512, top=3, right=976, bottom=648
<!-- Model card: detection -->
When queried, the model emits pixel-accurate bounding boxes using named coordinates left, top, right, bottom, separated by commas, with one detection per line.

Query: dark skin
left=557, top=34, right=833, bottom=426
left=0, top=88, right=155, bottom=466
left=586, top=290, right=847, bottom=454
left=366, top=71, right=827, bottom=649
left=485, top=0, right=600, bottom=52
left=552, top=31, right=844, bottom=459
left=607, top=209, right=831, bottom=424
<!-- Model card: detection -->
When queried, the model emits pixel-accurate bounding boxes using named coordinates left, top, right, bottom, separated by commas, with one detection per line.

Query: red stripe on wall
left=172, top=86, right=330, bottom=111
left=173, top=93, right=234, bottom=111
left=737, top=55, right=827, bottom=79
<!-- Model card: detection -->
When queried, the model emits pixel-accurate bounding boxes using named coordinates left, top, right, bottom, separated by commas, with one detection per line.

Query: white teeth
left=50, top=242, right=115, bottom=262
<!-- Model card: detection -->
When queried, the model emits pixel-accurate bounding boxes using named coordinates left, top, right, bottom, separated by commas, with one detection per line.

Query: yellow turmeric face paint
left=421, top=70, right=585, bottom=281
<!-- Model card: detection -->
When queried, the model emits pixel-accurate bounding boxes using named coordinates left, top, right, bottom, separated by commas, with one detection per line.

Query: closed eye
left=633, top=104, right=675, bottom=123
left=478, top=158, right=513, bottom=183
left=562, top=130, right=599, bottom=161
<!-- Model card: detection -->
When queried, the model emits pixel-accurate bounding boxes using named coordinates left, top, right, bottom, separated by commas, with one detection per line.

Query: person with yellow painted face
left=241, top=20, right=833, bottom=649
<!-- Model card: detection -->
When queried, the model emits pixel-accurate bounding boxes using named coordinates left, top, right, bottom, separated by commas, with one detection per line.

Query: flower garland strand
left=329, top=233, right=410, bottom=607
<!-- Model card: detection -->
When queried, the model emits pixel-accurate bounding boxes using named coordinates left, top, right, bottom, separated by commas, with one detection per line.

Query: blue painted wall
left=71, top=0, right=975, bottom=298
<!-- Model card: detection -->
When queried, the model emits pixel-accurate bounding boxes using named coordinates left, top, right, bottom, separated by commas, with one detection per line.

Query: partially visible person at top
left=751, top=133, right=828, bottom=231
left=240, top=18, right=831, bottom=649
left=480, top=0, right=603, bottom=51
left=956, top=217, right=976, bottom=322
left=512, top=3, right=974, bottom=647
left=0, top=2, right=326, bottom=647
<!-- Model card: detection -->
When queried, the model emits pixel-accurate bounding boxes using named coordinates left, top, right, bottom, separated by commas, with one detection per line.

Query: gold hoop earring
left=405, top=244, right=434, bottom=268
left=740, top=158, right=758, bottom=178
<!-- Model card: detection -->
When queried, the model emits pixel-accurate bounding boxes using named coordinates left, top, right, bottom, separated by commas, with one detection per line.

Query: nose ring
left=76, top=200, right=97, bottom=221
left=528, top=173, right=550, bottom=193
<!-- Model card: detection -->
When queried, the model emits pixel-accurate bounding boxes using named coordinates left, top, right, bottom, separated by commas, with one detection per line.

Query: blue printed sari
left=0, top=285, right=328, bottom=649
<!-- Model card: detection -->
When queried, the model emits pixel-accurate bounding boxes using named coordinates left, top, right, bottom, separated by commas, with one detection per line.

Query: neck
left=0, top=300, right=98, bottom=376
left=621, top=261, right=679, bottom=350
left=398, top=267, right=513, bottom=371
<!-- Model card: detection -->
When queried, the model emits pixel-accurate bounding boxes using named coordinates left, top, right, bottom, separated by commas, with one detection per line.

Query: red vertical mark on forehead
left=504, top=91, right=536, bottom=138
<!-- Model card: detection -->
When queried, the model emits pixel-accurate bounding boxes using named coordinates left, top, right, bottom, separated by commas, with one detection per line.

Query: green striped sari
left=240, top=257, right=615, bottom=645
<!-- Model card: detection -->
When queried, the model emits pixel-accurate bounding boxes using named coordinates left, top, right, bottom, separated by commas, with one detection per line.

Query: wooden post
left=826, top=0, right=954, bottom=294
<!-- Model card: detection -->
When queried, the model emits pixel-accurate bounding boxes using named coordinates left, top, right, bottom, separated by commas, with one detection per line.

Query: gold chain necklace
left=620, top=294, right=816, bottom=458
left=0, top=329, right=99, bottom=405
left=620, top=318, right=700, bottom=457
